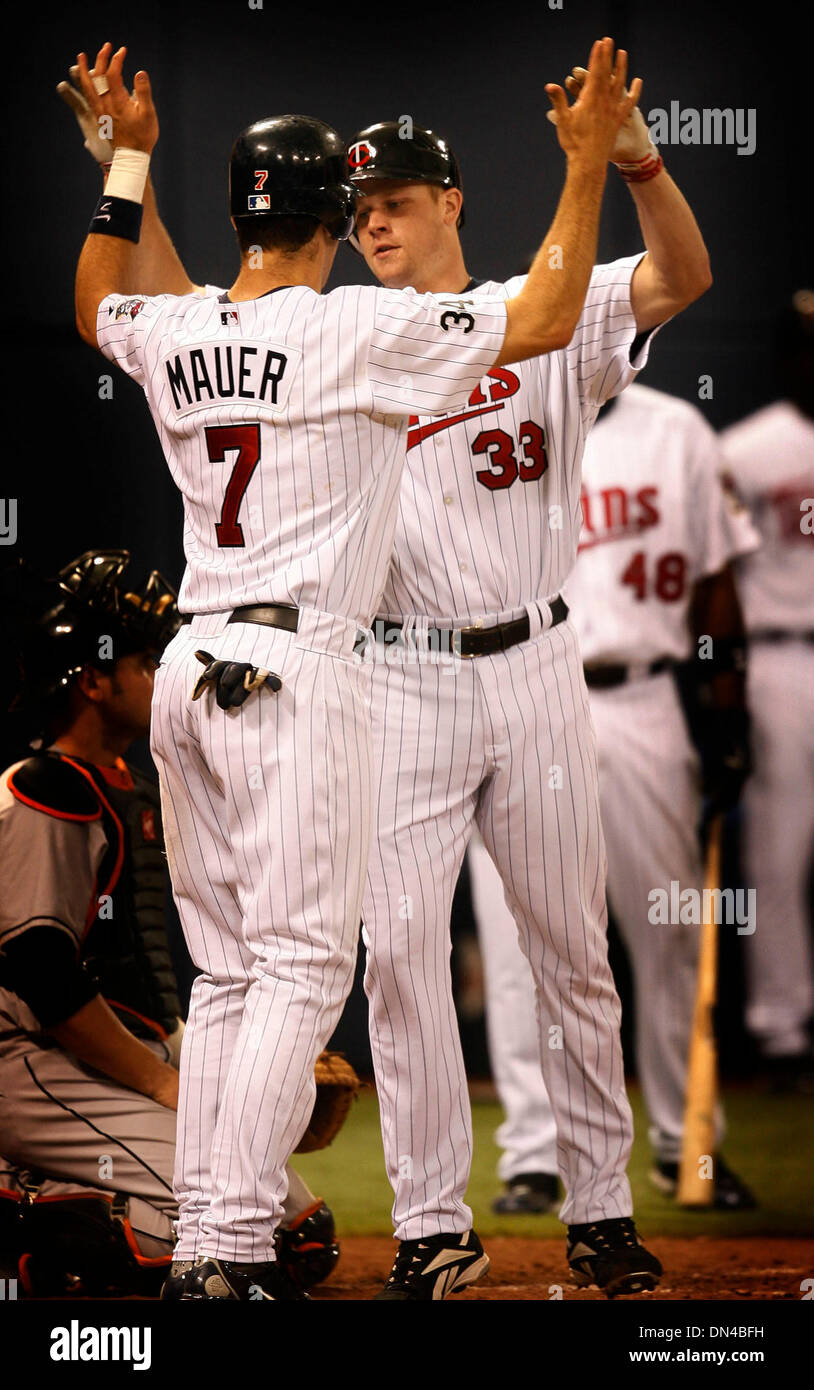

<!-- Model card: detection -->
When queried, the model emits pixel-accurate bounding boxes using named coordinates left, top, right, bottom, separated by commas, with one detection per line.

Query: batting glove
left=191, top=650, right=283, bottom=710
left=56, top=65, right=113, bottom=165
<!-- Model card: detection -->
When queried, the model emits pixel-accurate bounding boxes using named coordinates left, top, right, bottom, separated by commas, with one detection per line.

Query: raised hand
left=57, top=63, right=114, bottom=164
left=76, top=42, right=158, bottom=154
left=554, top=63, right=653, bottom=164
left=544, top=38, right=643, bottom=168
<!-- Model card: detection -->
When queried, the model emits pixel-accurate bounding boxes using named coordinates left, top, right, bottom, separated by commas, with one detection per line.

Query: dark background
left=2, top=0, right=810, bottom=1077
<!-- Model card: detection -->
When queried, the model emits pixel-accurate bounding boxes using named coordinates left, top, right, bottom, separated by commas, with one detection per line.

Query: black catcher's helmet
left=347, top=121, right=464, bottom=233
left=5, top=551, right=182, bottom=729
left=229, top=115, right=357, bottom=241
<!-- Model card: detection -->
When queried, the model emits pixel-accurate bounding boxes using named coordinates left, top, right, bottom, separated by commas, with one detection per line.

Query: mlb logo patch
left=248, top=194, right=271, bottom=211
left=220, top=309, right=239, bottom=326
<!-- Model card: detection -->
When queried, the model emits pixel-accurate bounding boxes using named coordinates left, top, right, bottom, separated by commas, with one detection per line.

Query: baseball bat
left=676, top=814, right=722, bottom=1206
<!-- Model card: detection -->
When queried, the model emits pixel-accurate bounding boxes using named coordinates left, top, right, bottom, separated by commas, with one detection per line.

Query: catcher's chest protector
left=10, top=752, right=181, bottom=1039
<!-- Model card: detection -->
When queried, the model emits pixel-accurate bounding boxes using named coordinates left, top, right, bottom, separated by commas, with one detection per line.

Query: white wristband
left=105, top=147, right=150, bottom=204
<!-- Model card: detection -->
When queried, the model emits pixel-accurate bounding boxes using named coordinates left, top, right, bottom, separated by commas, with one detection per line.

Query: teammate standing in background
left=72, top=39, right=641, bottom=1299
left=471, top=383, right=760, bottom=1213
left=348, top=54, right=712, bottom=1297
left=721, top=292, right=814, bottom=1088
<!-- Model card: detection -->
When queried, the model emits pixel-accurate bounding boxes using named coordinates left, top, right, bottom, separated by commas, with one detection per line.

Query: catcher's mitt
left=295, top=1051, right=361, bottom=1154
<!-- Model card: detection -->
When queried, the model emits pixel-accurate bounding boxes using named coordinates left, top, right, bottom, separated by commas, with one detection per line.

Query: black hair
left=234, top=214, right=321, bottom=256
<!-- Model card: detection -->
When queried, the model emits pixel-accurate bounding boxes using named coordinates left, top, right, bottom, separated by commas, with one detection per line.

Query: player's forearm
left=498, top=155, right=608, bottom=365
left=690, top=566, right=747, bottom=708
left=628, top=169, right=712, bottom=308
left=49, top=995, right=179, bottom=1105
left=75, top=230, right=137, bottom=345
left=107, top=173, right=198, bottom=296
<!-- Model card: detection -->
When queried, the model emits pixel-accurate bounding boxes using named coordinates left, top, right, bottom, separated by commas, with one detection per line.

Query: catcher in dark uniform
left=0, top=551, right=356, bottom=1297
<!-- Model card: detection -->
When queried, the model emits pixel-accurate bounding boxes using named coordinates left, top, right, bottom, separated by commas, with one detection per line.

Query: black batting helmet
left=229, top=115, right=357, bottom=241
left=347, top=121, right=464, bottom=229
left=5, top=551, right=182, bottom=729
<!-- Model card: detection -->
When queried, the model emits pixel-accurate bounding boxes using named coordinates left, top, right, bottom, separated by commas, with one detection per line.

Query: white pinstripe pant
left=151, top=610, right=373, bottom=1261
left=362, top=616, right=634, bottom=1238
left=474, top=671, right=726, bottom=1176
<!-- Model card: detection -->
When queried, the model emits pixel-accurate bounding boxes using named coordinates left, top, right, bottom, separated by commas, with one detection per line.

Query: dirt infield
left=313, top=1236, right=814, bottom=1301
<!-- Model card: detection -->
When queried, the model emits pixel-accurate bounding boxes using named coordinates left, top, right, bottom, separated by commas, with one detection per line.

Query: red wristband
left=614, top=149, right=664, bottom=183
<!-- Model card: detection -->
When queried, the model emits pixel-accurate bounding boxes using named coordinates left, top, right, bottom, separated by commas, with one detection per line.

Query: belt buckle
left=452, top=627, right=476, bottom=659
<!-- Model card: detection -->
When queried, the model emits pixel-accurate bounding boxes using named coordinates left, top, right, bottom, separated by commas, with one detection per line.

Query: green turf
left=293, top=1083, right=814, bottom=1238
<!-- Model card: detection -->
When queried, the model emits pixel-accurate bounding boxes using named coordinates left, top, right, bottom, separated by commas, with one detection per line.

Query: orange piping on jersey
left=54, top=757, right=126, bottom=943
left=98, top=758, right=135, bottom=791
left=7, top=768, right=102, bottom=823
left=104, top=998, right=168, bottom=1041
left=121, top=1214, right=173, bottom=1267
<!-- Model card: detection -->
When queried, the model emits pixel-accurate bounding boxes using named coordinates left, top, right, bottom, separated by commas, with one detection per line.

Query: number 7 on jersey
left=205, top=424, right=261, bottom=548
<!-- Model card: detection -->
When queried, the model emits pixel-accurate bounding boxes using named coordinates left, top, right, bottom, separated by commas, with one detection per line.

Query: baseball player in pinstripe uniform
left=71, top=38, right=640, bottom=1299
left=469, top=383, right=760, bottom=1214
left=720, top=295, right=814, bottom=1087
left=345, top=60, right=713, bottom=1298
left=0, top=552, right=345, bottom=1295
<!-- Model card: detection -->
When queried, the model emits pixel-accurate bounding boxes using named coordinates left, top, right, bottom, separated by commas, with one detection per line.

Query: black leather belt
left=373, top=595, right=568, bottom=659
left=750, top=629, right=814, bottom=645
left=227, top=603, right=300, bottom=632
left=583, top=657, right=673, bottom=689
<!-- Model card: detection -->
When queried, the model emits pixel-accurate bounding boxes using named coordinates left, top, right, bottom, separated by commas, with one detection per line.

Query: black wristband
left=89, top=194, right=143, bottom=243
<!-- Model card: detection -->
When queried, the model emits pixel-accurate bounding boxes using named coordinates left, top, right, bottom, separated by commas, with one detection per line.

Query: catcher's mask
left=6, top=550, right=182, bottom=731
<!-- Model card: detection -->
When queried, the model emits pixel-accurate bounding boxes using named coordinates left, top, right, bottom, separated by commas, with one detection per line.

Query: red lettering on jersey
left=578, top=485, right=660, bottom=551
left=635, top=485, right=660, bottom=529
left=141, top=809, right=157, bottom=842
left=769, top=482, right=812, bottom=542
left=466, top=367, right=521, bottom=409
left=406, top=369, right=523, bottom=450
left=601, top=487, right=628, bottom=531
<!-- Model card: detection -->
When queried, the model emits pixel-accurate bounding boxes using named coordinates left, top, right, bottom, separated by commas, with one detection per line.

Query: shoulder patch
left=9, top=755, right=103, bottom=823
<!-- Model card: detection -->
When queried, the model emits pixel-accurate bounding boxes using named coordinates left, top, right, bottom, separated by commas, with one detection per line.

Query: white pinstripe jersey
left=562, top=382, right=761, bottom=665
left=721, top=401, right=814, bottom=633
left=377, top=253, right=657, bottom=625
left=96, top=284, right=506, bottom=623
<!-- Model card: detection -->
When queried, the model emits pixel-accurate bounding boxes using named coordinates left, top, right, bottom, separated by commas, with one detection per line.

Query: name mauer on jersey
left=161, top=339, right=302, bottom=419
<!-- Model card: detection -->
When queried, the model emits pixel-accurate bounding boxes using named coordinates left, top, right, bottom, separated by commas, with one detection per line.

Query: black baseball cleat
left=180, top=1255, right=311, bottom=1299
left=276, top=1200, right=339, bottom=1291
left=492, top=1172, right=560, bottom=1215
left=374, top=1230, right=489, bottom=1300
left=160, top=1259, right=198, bottom=1300
left=567, top=1217, right=662, bottom=1298
left=649, top=1156, right=757, bottom=1211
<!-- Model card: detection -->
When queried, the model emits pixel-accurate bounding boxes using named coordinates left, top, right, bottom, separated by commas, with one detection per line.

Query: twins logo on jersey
left=406, top=367, right=521, bottom=449
left=578, top=484, right=661, bottom=550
